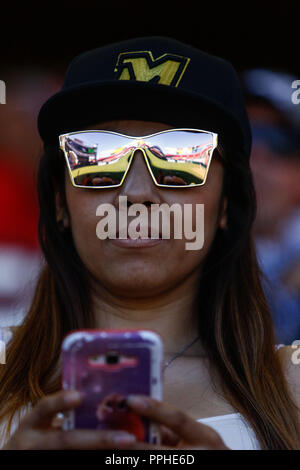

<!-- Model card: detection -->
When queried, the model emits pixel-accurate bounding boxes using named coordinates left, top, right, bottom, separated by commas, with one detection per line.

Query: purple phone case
left=61, top=329, right=163, bottom=444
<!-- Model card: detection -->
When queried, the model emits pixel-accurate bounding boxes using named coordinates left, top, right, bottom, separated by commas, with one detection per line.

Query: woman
left=0, top=36, right=299, bottom=450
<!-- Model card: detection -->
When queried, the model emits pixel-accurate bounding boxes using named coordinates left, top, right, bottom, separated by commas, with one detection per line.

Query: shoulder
left=277, top=345, right=300, bottom=410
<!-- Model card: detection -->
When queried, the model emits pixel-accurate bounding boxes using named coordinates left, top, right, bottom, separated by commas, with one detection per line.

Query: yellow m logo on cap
left=114, top=51, right=190, bottom=87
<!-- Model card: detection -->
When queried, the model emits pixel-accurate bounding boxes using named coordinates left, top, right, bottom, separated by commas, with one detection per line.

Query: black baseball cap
left=37, top=36, right=252, bottom=158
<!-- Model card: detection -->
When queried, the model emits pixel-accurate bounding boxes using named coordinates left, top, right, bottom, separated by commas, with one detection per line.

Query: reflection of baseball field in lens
left=145, top=149, right=208, bottom=185
left=71, top=150, right=132, bottom=186
left=71, top=148, right=208, bottom=187
left=72, top=150, right=132, bottom=177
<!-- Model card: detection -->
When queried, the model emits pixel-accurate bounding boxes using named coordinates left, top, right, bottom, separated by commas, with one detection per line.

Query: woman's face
left=60, top=120, right=227, bottom=298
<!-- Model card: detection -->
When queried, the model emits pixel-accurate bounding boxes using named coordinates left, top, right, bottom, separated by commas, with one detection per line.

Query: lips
left=115, top=224, right=162, bottom=239
left=109, top=237, right=165, bottom=249
left=109, top=225, right=165, bottom=249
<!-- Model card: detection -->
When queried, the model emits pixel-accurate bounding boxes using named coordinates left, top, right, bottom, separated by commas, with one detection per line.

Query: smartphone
left=61, top=329, right=163, bottom=444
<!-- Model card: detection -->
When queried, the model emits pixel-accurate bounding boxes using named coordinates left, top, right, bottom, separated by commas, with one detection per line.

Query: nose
left=115, top=148, right=161, bottom=206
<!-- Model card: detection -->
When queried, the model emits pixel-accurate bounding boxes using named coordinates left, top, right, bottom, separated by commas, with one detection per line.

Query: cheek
left=65, top=181, right=104, bottom=266
left=71, top=204, right=100, bottom=265
left=202, top=195, right=223, bottom=249
left=173, top=183, right=224, bottom=255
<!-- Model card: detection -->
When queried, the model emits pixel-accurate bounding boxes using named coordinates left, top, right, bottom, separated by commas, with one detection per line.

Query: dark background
left=0, top=1, right=299, bottom=76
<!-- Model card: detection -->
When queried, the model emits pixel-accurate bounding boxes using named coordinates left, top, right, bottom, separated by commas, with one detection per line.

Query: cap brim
left=38, top=80, right=249, bottom=154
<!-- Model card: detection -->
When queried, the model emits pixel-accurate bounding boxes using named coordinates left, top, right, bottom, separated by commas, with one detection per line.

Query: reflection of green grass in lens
left=151, top=166, right=204, bottom=185
left=71, top=149, right=208, bottom=185
left=71, top=151, right=131, bottom=178
left=146, top=150, right=207, bottom=184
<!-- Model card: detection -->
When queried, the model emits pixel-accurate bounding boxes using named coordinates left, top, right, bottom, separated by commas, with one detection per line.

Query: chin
left=98, top=271, right=171, bottom=298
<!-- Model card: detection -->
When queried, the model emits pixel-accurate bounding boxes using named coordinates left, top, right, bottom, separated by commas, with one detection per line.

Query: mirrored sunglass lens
left=60, top=130, right=214, bottom=188
left=61, top=132, right=132, bottom=187
left=145, top=131, right=214, bottom=186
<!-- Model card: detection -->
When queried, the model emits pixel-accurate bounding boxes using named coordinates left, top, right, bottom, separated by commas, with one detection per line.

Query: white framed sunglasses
left=59, top=128, right=219, bottom=189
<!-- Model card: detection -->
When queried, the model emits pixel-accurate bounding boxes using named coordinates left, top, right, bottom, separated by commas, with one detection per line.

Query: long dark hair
left=0, top=141, right=299, bottom=449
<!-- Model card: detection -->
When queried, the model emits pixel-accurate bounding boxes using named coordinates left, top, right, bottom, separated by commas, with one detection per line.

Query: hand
left=3, top=390, right=137, bottom=450
left=125, top=395, right=229, bottom=450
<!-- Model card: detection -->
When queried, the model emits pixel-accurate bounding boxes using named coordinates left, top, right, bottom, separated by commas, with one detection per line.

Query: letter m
left=114, top=51, right=190, bottom=87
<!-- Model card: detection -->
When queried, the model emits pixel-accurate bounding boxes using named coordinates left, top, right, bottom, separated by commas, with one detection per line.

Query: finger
left=124, top=441, right=170, bottom=450
left=20, top=390, right=82, bottom=429
left=160, top=425, right=180, bottom=447
left=51, top=413, right=64, bottom=429
left=130, top=442, right=214, bottom=450
left=126, top=395, right=226, bottom=449
left=126, top=425, right=180, bottom=450
left=12, top=429, right=138, bottom=450
left=49, top=429, right=138, bottom=450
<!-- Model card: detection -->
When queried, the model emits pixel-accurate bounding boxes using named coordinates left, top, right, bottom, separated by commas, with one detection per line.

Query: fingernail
left=126, top=395, right=149, bottom=410
left=64, top=390, right=81, bottom=403
left=113, top=433, right=137, bottom=445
